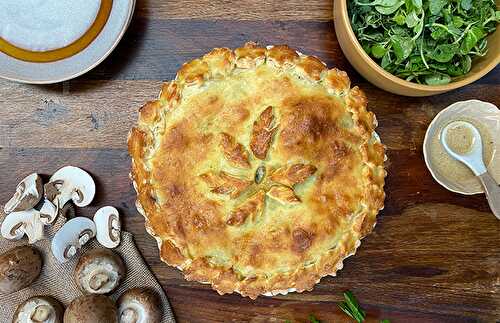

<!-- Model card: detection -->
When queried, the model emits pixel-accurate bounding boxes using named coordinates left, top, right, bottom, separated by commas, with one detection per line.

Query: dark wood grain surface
left=1, top=1, right=499, bottom=322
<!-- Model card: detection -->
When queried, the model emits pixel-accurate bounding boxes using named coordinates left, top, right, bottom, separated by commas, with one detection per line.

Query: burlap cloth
left=0, top=215, right=176, bottom=322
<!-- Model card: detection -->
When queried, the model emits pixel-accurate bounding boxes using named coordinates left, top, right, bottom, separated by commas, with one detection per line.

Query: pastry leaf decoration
left=250, top=106, right=278, bottom=160
left=200, top=106, right=317, bottom=226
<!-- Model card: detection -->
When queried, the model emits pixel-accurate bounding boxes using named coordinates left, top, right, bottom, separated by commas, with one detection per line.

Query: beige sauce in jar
left=430, top=118, right=494, bottom=185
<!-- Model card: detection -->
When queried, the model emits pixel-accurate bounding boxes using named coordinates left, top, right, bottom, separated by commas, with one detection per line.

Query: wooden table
left=1, top=1, right=499, bottom=322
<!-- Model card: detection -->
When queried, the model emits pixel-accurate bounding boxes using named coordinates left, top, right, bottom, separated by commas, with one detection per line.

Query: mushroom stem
left=31, top=304, right=52, bottom=322
left=89, top=272, right=110, bottom=291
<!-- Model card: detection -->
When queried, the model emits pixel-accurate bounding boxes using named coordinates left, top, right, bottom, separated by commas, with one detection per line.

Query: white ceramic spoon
left=440, top=121, right=500, bottom=220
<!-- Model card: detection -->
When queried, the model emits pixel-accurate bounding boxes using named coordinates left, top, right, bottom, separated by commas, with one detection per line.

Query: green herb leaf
left=338, top=291, right=367, bottom=323
left=411, top=0, right=422, bottom=9
left=391, top=35, right=414, bottom=62
left=425, top=72, right=451, bottom=85
left=429, top=0, right=447, bottom=15
left=460, top=0, right=472, bottom=11
left=405, top=10, right=420, bottom=28
left=460, top=26, right=485, bottom=54
left=380, top=320, right=391, bottom=323
left=376, top=1, right=404, bottom=15
left=349, top=0, right=498, bottom=85
left=309, top=314, right=320, bottom=323
left=371, top=44, right=387, bottom=58
left=429, top=43, right=458, bottom=63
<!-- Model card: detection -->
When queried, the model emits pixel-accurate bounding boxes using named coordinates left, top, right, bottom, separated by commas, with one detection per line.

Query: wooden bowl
left=333, top=0, right=500, bottom=97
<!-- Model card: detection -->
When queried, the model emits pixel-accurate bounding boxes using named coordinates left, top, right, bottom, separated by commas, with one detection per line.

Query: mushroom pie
left=128, top=43, right=386, bottom=298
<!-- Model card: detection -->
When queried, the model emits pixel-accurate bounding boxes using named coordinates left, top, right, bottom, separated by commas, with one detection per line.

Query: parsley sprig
left=349, top=0, right=500, bottom=85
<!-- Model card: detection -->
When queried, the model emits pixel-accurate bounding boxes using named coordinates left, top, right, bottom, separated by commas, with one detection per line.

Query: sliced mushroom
left=0, top=246, right=42, bottom=294
left=75, top=248, right=125, bottom=294
left=39, top=199, right=58, bottom=224
left=117, top=288, right=162, bottom=323
left=4, top=173, right=43, bottom=214
left=64, top=294, right=117, bottom=323
left=94, top=206, right=121, bottom=249
left=48, top=166, right=96, bottom=208
left=51, top=217, right=96, bottom=263
left=1, top=209, right=45, bottom=243
left=12, top=296, right=64, bottom=323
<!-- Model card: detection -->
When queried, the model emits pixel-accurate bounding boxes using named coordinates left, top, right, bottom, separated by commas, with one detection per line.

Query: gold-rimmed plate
left=0, top=0, right=135, bottom=84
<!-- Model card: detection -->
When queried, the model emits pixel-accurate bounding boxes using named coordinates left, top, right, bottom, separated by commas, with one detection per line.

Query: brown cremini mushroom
left=117, top=288, right=162, bottom=323
left=74, top=249, right=125, bottom=294
left=63, top=294, right=117, bottom=323
left=0, top=246, right=42, bottom=294
left=12, top=295, right=64, bottom=323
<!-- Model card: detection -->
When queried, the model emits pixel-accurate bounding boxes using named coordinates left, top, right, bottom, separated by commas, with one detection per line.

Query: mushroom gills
left=120, top=302, right=145, bottom=323
left=117, top=288, right=161, bottom=323
left=83, top=263, right=119, bottom=294
left=75, top=249, right=125, bottom=295
left=30, top=304, right=52, bottom=322
left=13, top=296, right=64, bottom=323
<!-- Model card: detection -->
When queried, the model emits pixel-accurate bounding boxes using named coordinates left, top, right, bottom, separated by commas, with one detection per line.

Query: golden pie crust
left=128, top=43, right=386, bottom=299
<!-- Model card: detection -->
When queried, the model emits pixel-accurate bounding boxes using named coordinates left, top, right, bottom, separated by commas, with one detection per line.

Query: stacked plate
left=0, top=0, right=135, bottom=84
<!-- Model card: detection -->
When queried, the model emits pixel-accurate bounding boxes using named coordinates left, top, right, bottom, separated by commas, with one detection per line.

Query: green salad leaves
left=348, top=0, right=500, bottom=85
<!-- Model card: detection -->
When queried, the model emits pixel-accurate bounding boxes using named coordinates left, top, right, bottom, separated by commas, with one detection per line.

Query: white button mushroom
left=12, top=296, right=64, bottom=323
left=4, top=173, right=43, bottom=214
left=48, top=166, right=96, bottom=208
left=94, top=206, right=121, bottom=249
left=1, top=209, right=45, bottom=243
left=51, top=217, right=96, bottom=263
left=117, top=288, right=162, bottom=323
left=74, top=248, right=125, bottom=295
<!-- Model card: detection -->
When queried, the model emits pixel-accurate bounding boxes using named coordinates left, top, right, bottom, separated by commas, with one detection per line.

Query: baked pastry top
left=128, top=43, right=386, bottom=299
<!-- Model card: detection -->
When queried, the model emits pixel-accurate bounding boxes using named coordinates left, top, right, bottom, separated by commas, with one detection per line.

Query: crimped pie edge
left=128, top=42, right=386, bottom=299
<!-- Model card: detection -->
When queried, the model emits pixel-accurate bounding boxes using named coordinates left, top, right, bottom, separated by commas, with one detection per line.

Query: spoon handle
left=478, top=172, right=500, bottom=220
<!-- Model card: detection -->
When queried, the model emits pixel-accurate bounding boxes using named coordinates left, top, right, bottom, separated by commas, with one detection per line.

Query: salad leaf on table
left=349, top=0, right=500, bottom=85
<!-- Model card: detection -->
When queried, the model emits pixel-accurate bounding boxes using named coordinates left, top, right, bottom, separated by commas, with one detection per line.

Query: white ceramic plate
left=423, top=100, right=500, bottom=195
left=0, top=0, right=135, bottom=84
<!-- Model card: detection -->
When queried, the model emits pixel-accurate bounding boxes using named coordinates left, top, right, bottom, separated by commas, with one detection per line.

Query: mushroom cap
left=94, top=206, right=121, bottom=249
left=75, top=248, right=125, bottom=294
left=51, top=217, right=96, bottom=263
left=12, top=295, right=64, bottom=323
left=0, top=246, right=42, bottom=294
left=49, top=166, right=95, bottom=208
left=63, top=294, right=117, bottom=323
left=117, top=288, right=162, bottom=323
left=4, top=173, right=43, bottom=214
left=1, top=209, right=45, bottom=243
